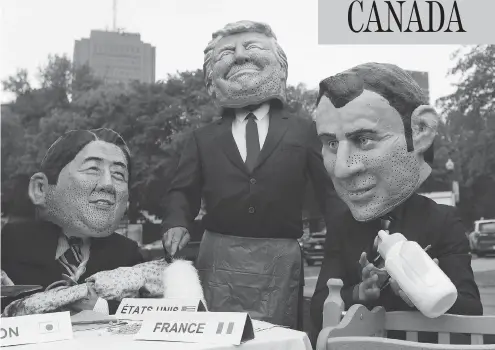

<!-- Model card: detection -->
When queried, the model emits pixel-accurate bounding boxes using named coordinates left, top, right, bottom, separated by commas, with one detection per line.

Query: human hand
left=389, top=258, right=439, bottom=307
left=1, top=270, right=14, bottom=286
left=357, top=252, right=387, bottom=302
left=162, top=227, right=190, bottom=257
left=69, top=284, right=99, bottom=313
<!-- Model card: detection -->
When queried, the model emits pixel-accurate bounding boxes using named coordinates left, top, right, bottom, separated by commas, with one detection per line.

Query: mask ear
left=411, top=105, right=439, bottom=157
left=205, top=72, right=215, bottom=97
left=28, top=172, right=49, bottom=207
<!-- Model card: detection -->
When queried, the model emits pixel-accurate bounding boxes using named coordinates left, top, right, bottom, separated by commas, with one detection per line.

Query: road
left=303, top=255, right=495, bottom=300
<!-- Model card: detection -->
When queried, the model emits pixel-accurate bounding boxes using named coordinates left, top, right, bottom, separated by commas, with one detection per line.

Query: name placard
left=135, top=312, right=254, bottom=345
left=115, top=298, right=207, bottom=320
left=0, top=311, right=72, bottom=347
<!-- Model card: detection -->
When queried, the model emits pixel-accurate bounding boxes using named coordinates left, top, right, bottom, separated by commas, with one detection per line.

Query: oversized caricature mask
left=314, top=63, right=439, bottom=221
left=203, top=20, right=288, bottom=109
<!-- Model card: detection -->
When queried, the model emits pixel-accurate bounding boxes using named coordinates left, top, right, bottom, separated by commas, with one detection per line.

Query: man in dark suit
left=310, top=63, right=482, bottom=338
left=1, top=128, right=143, bottom=315
left=161, top=20, right=339, bottom=329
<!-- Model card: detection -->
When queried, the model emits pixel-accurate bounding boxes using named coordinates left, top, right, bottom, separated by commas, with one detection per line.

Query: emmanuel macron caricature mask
left=314, top=63, right=439, bottom=221
left=203, top=20, right=288, bottom=109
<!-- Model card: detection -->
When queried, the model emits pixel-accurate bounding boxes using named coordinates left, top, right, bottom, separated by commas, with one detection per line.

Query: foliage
left=1, top=56, right=319, bottom=221
left=6, top=48, right=491, bottom=225
left=435, top=45, right=495, bottom=223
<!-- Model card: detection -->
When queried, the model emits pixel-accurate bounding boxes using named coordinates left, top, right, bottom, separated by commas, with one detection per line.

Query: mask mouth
left=90, top=199, right=114, bottom=205
left=345, top=185, right=375, bottom=201
left=89, top=195, right=116, bottom=207
left=225, top=63, right=260, bottom=79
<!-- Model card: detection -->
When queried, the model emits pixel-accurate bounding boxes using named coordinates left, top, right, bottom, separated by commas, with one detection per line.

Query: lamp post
left=445, top=159, right=459, bottom=204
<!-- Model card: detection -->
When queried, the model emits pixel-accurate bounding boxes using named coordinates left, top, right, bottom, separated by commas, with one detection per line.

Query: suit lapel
left=254, top=107, right=289, bottom=170
left=400, top=194, right=431, bottom=246
left=216, top=114, right=249, bottom=174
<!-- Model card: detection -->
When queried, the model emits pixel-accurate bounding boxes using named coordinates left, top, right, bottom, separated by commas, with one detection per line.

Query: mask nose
left=95, top=169, right=116, bottom=195
left=234, top=43, right=248, bottom=64
left=333, top=142, right=364, bottom=179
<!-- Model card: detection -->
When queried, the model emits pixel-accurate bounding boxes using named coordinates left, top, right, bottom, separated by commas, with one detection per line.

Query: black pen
left=162, top=241, right=174, bottom=264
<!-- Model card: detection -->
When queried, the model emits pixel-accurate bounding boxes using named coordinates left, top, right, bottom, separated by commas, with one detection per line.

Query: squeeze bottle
left=377, top=230, right=458, bottom=318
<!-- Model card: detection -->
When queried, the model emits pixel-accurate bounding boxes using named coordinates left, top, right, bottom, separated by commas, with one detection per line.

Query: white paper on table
left=251, top=320, right=282, bottom=332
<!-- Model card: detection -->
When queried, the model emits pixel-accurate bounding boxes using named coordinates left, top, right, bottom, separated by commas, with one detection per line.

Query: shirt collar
left=55, top=234, right=91, bottom=260
left=235, top=102, right=270, bottom=122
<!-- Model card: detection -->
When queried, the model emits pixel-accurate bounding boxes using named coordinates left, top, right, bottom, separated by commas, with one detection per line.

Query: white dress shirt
left=232, top=102, right=270, bottom=162
left=55, top=235, right=109, bottom=315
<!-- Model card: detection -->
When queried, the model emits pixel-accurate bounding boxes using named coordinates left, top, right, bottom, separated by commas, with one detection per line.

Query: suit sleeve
left=436, top=209, right=483, bottom=315
left=161, top=131, right=203, bottom=232
left=130, top=240, right=145, bottom=265
left=106, top=239, right=145, bottom=315
left=0, top=224, right=19, bottom=285
left=305, top=121, right=344, bottom=226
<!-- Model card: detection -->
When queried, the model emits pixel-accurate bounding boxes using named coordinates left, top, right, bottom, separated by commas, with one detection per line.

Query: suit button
left=250, top=178, right=256, bottom=185
left=248, top=207, right=255, bottom=214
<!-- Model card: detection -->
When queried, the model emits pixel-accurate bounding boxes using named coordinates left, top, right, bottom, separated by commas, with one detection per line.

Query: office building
left=73, top=30, right=155, bottom=84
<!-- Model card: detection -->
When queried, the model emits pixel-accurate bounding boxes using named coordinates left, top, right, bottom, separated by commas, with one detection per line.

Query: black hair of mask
left=40, top=128, right=131, bottom=185
left=316, top=62, right=434, bottom=164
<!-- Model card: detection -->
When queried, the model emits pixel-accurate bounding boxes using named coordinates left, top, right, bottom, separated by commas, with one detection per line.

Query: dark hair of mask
left=316, top=63, right=434, bottom=164
left=40, top=128, right=132, bottom=185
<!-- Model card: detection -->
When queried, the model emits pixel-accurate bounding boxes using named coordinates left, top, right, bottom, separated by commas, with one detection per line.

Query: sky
left=1, top=0, right=464, bottom=105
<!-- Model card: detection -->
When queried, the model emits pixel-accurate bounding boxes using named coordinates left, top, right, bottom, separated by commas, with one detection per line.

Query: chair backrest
left=383, top=311, right=495, bottom=345
left=325, top=336, right=495, bottom=350
left=318, top=279, right=495, bottom=349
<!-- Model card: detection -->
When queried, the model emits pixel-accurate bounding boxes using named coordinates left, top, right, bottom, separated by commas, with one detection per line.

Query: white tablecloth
left=10, top=320, right=313, bottom=350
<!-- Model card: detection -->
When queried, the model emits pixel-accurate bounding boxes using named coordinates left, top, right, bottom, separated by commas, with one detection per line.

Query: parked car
left=302, top=229, right=326, bottom=266
left=468, top=219, right=495, bottom=257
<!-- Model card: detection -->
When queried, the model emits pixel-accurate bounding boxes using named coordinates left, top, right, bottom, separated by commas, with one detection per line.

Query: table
left=10, top=320, right=313, bottom=350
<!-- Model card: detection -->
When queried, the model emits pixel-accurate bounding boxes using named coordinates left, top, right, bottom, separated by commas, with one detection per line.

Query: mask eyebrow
left=317, top=132, right=337, bottom=139
left=112, top=161, right=128, bottom=170
left=82, top=157, right=128, bottom=171
left=81, top=156, right=102, bottom=165
left=243, top=39, right=262, bottom=46
left=344, top=128, right=378, bottom=139
left=217, top=44, right=235, bottom=53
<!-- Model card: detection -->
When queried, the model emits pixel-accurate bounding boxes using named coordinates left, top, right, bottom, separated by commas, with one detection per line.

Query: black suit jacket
left=162, top=105, right=340, bottom=239
left=1, top=220, right=144, bottom=313
left=310, top=194, right=482, bottom=334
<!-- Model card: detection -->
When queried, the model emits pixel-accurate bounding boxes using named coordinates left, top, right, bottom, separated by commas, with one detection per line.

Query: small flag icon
left=181, top=305, right=197, bottom=312
left=39, top=321, right=59, bottom=334
left=216, top=322, right=235, bottom=335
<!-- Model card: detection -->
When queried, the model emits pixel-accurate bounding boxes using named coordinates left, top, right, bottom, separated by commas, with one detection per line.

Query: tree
left=1, top=55, right=324, bottom=223
left=436, top=45, right=495, bottom=222
left=286, top=83, right=318, bottom=120
left=1, top=69, right=31, bottom=96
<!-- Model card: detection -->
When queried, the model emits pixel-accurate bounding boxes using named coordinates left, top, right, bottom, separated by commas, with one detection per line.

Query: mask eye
left=113, top=172, right=126, bottom=181
left=357, top=137, right=373, bottom=148
left=218, top=50, right=233, bottom=59
left=327, top=140, right=339, bottom=150
left=246, top=44, right=262, bottom=50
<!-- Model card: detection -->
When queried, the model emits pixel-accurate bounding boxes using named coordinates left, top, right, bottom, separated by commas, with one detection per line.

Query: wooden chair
left=317, top=279, right=495, bottom=350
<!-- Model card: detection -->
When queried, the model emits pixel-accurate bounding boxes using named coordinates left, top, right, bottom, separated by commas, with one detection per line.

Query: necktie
left=245, top=113, right=260, bottom=172
left=59, top=237, right=84, bottom=278
left=371, top=216, right=395, bottom=268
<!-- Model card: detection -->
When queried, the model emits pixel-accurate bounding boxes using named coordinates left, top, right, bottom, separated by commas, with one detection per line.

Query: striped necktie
left=58, top=237, right=84, bottom=280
